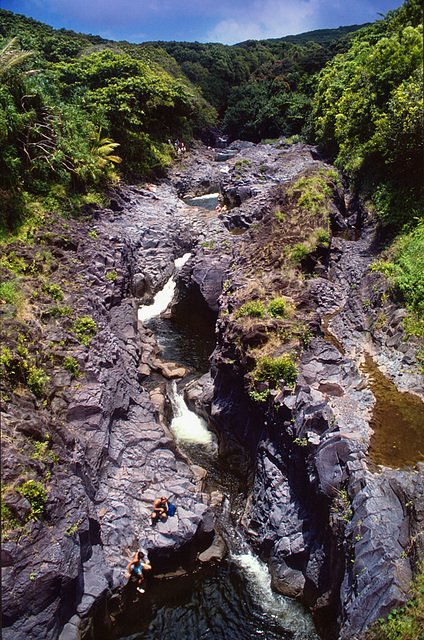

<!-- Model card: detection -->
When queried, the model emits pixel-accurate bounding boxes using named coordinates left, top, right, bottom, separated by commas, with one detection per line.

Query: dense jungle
left=1, top=1, right=423, bottom=639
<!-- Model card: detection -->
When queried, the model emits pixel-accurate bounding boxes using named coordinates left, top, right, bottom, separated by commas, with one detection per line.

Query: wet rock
left=132, top=272, right=153, bottom=301
left=270, top=558, right=306, bottom=598
left=198, top=533, right=227, bottom=563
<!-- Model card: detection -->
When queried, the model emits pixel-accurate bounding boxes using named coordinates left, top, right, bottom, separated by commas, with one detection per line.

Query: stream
left=323, top=313, right=424, bottom=469
left=122, top=254, right=320, bottom=640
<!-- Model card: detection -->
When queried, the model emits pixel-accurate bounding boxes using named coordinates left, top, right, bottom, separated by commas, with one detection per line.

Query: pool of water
left=114, top=266, right=321, bottom=640
left=184, top=193, right=220, bottom=211
left=362, top=353, right=424, bottom=468
left=145, top=312, right=216, bottom=374
left=110, top=560, right=318, bottom=640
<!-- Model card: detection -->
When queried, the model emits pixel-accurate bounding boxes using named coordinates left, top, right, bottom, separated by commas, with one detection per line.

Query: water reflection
left=362, top=353, right=424, bottom=468
left=114, top=562, right=318, bottom=640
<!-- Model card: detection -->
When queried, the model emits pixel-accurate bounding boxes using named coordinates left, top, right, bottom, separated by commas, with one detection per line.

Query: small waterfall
left=232, top=550, right=318, bottom=638
left=127, top=250, right=320, bottom=640
left=168, top=381, right=217, bottom=449
left=138, top=253, right=191, bottom=323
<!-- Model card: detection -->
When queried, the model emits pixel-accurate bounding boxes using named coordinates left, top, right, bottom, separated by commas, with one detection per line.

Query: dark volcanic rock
left=191, top=147, right=424, bottom=640
left=1, top=177, right=223, bottom=640
left=2, top=142, right=423, bottom=640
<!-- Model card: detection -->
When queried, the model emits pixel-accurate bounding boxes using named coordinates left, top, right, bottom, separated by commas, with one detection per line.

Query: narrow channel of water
left=361, top=353, right=424, bottom=468
left=122, top=259, right=321, bottom=640
left=323, top=310, right=424, bottom=468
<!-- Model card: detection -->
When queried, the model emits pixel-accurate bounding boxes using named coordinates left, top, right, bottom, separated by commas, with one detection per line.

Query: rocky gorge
left=1, top=140, right=423, bottom=640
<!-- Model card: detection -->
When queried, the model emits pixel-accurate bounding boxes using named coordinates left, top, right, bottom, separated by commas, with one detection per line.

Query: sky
left=0, top=0, right=405, bottom=45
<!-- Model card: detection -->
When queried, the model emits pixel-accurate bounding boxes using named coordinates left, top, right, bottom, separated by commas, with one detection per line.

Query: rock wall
left=180, top=142, right=424, bottom=639
left=2, top=141, right=423, bottom=640
left=1, top=181, right=218, bottom=640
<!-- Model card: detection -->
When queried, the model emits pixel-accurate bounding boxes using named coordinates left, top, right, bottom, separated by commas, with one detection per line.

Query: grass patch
left=315, top=228, right=330, bottom=245
left=363, top=560, right=424, bottom=640
left=73, top=316, right=97, bottom=345
left=63, top=356, right=81, bottom=378
left=0, top=279, right=24, bottom=308
left=290, top=242, right=310, bottom=262
left=17, top=480, right=47, bottom=519
left=288, top=168, right=341, bottom=215
left=268, top=297, right=288, bottom=318
left=42, top=281, right=64, bottom=301
left=27, top=366, right=50, bottom=397
left=235, top=300, right=266, bottom=319
left=106, top=270, right=117, bottom=281
left=253, top=353, right=298, bottom=388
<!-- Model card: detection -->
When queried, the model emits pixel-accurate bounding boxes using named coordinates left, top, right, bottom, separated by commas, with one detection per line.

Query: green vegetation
left=43, top=304, right=73, bottom=318
left=105, top=270, right=117, bottom=281
left=42, top=281, right=64, bottom=301
left=313, top=0, right=423, bottom=229
left=235, top=300, right=266, bottom=318
left=315, top=228, right=330, bottom=244
left=293, top=437, right=308, bottom=447
left=373, top=222, right=424, bottom=319
left=363, top=562, right=424, bottom=640
left=0, top=15, right=216, bottom=237
left=290, top=243, right=310, bottom=263
left=17, top=480, right=47, bottom=519
left=332, top=487, right=353, bottom=522
left=254, top=353, right=298, bottom=388
left=26, top=366, right=49, bottom=397
left=63, top=356, right=81, bottom=378
left=0, top=279, right=24, bottom=307
left=267, top=297, right=288, bottom=318
left=73, top=316, right=97, bottom=345
left=0, top=346, right=49, bottom=397
left=248, top=388, right=270, bottom=403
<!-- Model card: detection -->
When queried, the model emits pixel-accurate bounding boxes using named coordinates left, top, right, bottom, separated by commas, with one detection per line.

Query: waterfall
left=232, top=550, right=317, bottom=638
left=129, top=250, right=319, bottom=640
left=138, top=253, right=191, bottom=323
left=168, top=381, right=217, bottom=449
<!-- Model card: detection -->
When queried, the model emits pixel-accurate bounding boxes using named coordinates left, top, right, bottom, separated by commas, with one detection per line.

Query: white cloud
left=205, top=0, right=400, bottom=44
left=206, top=0, right=321, bottom=43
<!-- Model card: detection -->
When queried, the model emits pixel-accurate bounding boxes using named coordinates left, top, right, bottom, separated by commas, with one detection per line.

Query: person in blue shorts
left=126, top=551, right=152, bottom=593
left=150, top=496, right=168, bottom=525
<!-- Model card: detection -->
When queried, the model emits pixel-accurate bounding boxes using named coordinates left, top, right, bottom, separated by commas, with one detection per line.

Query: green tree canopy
left=313, top=0, right=423, bottom=227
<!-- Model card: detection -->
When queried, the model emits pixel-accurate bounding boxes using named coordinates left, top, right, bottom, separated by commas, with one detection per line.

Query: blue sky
left=0, top=0, right=405, bottom=45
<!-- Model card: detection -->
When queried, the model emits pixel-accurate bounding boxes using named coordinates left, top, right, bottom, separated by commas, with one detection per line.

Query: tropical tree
left=0, top=36, right=34, bottom=80
left=313, top=0, right=423, bottom=227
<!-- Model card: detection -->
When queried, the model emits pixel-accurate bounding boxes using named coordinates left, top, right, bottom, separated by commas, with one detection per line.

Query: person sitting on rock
left=126, top=551, right=152, bottom=593
left=150, top=496, right=168, bottom=525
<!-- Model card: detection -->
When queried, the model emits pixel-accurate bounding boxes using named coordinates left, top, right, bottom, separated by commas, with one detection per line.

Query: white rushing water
left=233, top=549, right=319, bottom=639
left=168, top=381, right=217, bottom=449
left=138, top=253, right=191, bottom=323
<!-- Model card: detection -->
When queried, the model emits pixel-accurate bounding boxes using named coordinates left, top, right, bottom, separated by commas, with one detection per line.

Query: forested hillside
left=0, top=10, right=368, bottom=234
left=0, top=0, right=423, bottom=327
left=0, top=9, right=217, bottom=233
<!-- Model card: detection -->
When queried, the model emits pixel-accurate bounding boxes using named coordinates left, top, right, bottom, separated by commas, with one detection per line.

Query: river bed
left=123, top=259, right=320, bottom=640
